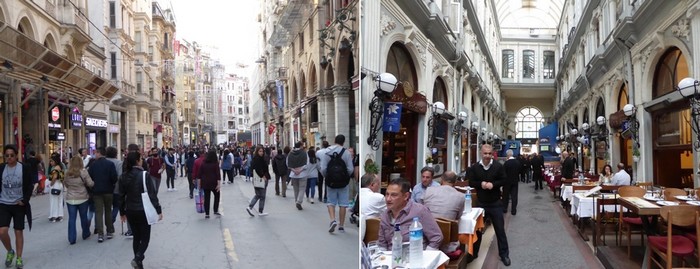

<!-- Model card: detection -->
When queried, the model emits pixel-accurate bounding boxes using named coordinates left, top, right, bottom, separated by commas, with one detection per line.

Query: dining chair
left=637, top=182, right=653, bottom=191
left=435, top=218, right=467, bottom=269
left=664, top=188, right=686, bottom=202
left=364, top=218, right=380, bottom=245
left=618, top=186, right=647, bottom=257
left=647, top=205, right=700, bottom=269
left=595, top=197, right=619, bottom=247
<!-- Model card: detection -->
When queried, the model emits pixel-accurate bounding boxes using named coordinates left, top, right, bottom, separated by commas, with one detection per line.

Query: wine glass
left=685, top=188, right=692, bottom=199
left=660, top=187, right=666, bottom=200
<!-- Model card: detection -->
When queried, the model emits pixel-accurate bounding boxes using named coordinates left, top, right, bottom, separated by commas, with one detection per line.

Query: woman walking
left=232, top=152, right=242, bottom=179
left=199, top=150, right=221, bottom=218
left=119, top=152, right=163, bottom=269
left=63, top=156, right=94, bottom=244
left=220, top=149, right=233, bottom=184
left=48, top=155, right=64, bottom=222
left=244, top=150, right=253, bottom=182
left=246, top=146, right=270, bottom=216
left=305, top=149, right=319, bottom=204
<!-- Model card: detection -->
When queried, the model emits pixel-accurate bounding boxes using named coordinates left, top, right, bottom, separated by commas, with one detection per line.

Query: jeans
left=166, top=168, right=175, bottom=189
left=203, top=189, right=221, bottom=216
left=180, top=163, right=185, bottom=177
left=291, top=177, right=307, bottom=205
left=249, top=181, right=268, bottom=213
left=275, top=174, right=287, bottom=196
left=150, top=175, right=162, bottom=194
left=93, top=193, right=114, bottom=235
left=112, top=193, right=131, bottom=233
left=66, top=201, right=90, bottom=244
left=127, top=210, right=151, bottom=263
left=232, top=166, right=240, bottom=177
left=305, top=177, right=317, bottom=198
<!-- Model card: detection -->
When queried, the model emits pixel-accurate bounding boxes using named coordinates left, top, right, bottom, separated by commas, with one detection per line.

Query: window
left=135, top=31, right=141, bottom=52
left=515, top=107, right=543, bottom=139
left=149, top=80, right=154, bottom=99
left=502, top=50, right=514, bottom=78
left=163, top=33, right=169, bottom=49
left=136, top=72, right=142, bottom=93
left=543, top=50, right=555, bottom=79
left=110, top=52, right=117, bottom=79
left=523, top=50, right=535, bottom=79
left=109, top=2, right=116, bottom=28
left=238, top=108, right=243, bottom=114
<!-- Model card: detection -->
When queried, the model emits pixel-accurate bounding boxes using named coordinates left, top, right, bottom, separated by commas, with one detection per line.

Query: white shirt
left=82, top=155, right=92, bottom=168
left=359, top=187, right=386, bottom=219
left=612, top=170, right=631, bottom=186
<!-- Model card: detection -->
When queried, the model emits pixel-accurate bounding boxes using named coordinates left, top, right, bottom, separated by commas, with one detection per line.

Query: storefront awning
left=0, top=21, right=118, bottom=100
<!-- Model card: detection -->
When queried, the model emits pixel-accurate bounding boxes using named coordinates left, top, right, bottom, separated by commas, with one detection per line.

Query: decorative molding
left=415, top=42, right=427, bottom=68
left=380, top=14, right=397, bottom=37
left=671, top=19, right=690, bottom=41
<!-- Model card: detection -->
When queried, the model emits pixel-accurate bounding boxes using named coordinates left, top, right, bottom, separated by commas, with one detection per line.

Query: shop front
left=48, top=106, right=64, bottom=158
left=84, top=116, right=107, bottom=154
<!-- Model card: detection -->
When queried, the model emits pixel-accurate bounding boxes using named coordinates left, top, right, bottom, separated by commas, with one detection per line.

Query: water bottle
left=579, top=172, right=584, bottom=185
left=391, top=224, right=403, bottom=267
left=409, top=217, right=424, bottom=268
left=465, top=191, right=472, bottom=214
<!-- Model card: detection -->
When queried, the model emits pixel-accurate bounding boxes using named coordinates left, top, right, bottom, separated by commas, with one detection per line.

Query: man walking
left=319, top=135, right=354, bottom=233
left=287, top=142, right=308, bottom=210
left=164, top=148, right=177, bottom=191
left=502, top=150, right=521, bottom=215
left=0, top=145, right=36, bottom=269
left=146, top=148, right=164, bottom=194
left=469, top=144, right=511, bottom=266
left=87, top=147, right=118, bottom=243
left=531, top=152, right=545, bottom=190
left=272, top=148, right=288, bottom=197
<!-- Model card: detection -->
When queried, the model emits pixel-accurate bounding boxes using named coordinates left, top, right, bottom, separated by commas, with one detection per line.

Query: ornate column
left=332, top=84, right=351, bottom=139
left=319, top=89, right=335, bottom=142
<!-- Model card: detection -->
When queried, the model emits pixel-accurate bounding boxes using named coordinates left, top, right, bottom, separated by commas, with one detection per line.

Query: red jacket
left=147, top=157, right=164, bottom=178
left=192, top=156, right=205, bottom=180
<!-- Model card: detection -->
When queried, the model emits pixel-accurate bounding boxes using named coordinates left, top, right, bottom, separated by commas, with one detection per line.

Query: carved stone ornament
left=415, top=43, right=427, bottom=67
left=380, top=14, right=397, bottom=37
left=671, top=19, right=690, bottom=41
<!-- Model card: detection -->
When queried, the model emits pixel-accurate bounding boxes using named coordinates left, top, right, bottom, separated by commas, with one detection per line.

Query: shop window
left=523, top=50, right=535, bottom=79
left=502, top=50, right=514, bottom=78
left=543, top=50, right=555, bottom=79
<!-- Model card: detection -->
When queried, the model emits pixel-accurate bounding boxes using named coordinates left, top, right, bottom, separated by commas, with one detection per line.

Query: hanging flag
left=382, top=102, right=402, bottom=133
left=275, top=80, right=284, bottom=110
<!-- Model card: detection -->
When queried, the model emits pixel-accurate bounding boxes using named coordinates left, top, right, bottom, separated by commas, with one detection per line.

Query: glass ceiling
left=495, top=0, right=564, bottom=37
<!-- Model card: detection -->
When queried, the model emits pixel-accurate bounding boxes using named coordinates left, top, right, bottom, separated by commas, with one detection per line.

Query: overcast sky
left=164, top=0, right=259, bottom=74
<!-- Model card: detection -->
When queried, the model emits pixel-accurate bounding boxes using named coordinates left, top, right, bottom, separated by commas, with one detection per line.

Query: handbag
left=50, top=188, right=61, bottom=195
left=141, top=172, right=159, bottom=225
left=252, top=173, right=266, bottom=188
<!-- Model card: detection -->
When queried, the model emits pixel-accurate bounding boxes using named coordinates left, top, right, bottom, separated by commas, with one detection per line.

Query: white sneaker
left=173, top=188, right=177, bottom=191
left=310, top=198, right=314, bottom=204
left=258, top=212, right=268, bottom=216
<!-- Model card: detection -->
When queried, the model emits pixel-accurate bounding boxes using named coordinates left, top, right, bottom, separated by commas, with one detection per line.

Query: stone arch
left=43, top=33, right=58, bottom=51
left=643, top=41, right=693, bottom=100
left=651, top=47, right=688, bottom=99
left=432, top=76, right=448, bottom=106
left=380, top=33, right=424, bottom=89
left=325, top=63, right=334, bottom=89
left=297, top=71, right=305, bottom=104
left=17, top=16, right=37, bottom=41
left=64, top=44, right=78, bottom=63
left=335, top=38, right=353, bottom=84
left=0, top=2, right=6, bottom=24
left=308, top=63, right=317, bottom=95
left=288, top=76, right=297, bottom=109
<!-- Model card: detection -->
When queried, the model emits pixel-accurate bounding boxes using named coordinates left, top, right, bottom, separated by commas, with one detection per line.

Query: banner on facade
left=275, top=80, right=284, bottom=110
left=382, top=102, right=402, bottom=133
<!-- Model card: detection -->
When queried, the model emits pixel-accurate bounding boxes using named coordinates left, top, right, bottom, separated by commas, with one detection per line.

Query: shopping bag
left=142, top=172, right=159, bottom=225
left=194, top=183, right=204, bottom=213
left=252, top=174, right=266, bottom=188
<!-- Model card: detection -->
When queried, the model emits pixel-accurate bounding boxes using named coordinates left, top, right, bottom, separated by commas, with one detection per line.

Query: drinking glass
left=685, top=188, right=692, bottom=198
left=660, top=187, right=666, bottom=200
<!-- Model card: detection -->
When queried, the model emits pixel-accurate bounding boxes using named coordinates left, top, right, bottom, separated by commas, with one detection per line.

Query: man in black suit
left=502, top=150, right=521, bottom=215
left=469, top=144, right=511, bottom=266
left=518, top=155, right=527, bottom=183
left=561, top=151, right=575, bottom=179
left=531, top=152, right=545, bottom=190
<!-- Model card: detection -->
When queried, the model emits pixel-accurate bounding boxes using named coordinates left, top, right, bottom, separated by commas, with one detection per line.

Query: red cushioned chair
left=618, top=186, right=647, bottom=258
left=647, top=206, right=700, bottom=269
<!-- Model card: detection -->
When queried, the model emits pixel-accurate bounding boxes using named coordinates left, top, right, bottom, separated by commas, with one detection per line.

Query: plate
left=687, top=201, right=700, bottom=206
left=643, top=195, right=662, bottom=201
left=657, top=201, right=680, bottom=206
left=675, top=196, right=695, bottom=201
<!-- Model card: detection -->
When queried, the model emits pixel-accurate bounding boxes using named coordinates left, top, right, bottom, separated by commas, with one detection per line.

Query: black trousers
left=187, top=172, right=195, bottom=197
left=481, top=201, right=509, bottom=258
left=221, top=169, right=234, bottom=183
left=502, top=183, right=518, bottom=213
left=126, top=210, right=152, bottom=262
left=533, top=174, right=544, bottom=190
left=203, top=189, right=220, bottom=215
left=317, top=173, right=325, bottom=201
left=166, top=168, right=175, bottom=188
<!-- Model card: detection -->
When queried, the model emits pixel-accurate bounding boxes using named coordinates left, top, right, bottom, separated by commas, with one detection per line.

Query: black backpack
left=325, top=148, right=350, bottom=189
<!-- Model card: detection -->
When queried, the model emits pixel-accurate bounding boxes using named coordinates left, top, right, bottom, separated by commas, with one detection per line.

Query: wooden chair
left=664, top=188, right=687, bottom=202
left=594, top=197, right=619, bottom=247
left=364, top=218, right=380, bottom=245
left=436, top=218, right=467, bottom=269
left=637, top=182, right=653, bottom=191
left=618, top=186, right=647, bottom=257
left=647, top=206, right=700, bottom=269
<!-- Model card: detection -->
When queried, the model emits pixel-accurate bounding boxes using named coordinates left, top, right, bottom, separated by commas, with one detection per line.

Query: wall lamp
left=677, top=77, right=700, bottom=150
left=622, top=103, right=640, bottom=148
left=593, top=116, right=608, bottom=141
left=427, top=102, right=445, bottom=148
left=367, top=73, right=398, bottom=150
left=452, top=111, right=468, bottom=145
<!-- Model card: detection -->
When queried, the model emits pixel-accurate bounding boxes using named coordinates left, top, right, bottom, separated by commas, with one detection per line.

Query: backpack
left=325, top=148, right=350, bottom=189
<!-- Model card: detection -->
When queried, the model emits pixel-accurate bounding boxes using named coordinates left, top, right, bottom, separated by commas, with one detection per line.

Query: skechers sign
left=85, top=117, right=108, bottom=129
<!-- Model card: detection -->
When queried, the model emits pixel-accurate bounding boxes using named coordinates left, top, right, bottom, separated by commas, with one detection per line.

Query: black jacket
left=531, top=156, right=544, bottom=178
left=273, top=154, right=287, bottom=175
left=88, top=157, right=118, bottom=194
left=561, top=157, right=576, bottom=179
left=251, top=155, right=271, bottom=180
left=468, top=161, right=507, bottom=204
left=504, top=158, right=521, bottom=185
left=119, top=167, right=162, bottom=215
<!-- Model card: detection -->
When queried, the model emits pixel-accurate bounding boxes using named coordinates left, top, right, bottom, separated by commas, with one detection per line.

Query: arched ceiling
left=495, top=0, right=564, bottom=30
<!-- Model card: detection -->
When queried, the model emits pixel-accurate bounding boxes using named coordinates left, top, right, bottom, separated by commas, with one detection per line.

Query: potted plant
left=632, top=148, right=640, bottom=162
left=364, top=159, right=379, bottom=174
left=425, top=155, right=434, bottom=167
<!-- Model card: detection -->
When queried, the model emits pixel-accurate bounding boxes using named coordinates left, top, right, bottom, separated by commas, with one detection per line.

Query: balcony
left=269, top=0, right=309, bottom=47
left=135, top=91, right=150, bottom=106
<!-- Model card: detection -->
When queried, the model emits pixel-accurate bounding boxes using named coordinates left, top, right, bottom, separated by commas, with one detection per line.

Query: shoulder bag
left=252, top=171, right=266, bottom=188
left=142, top=172, right=159, bottom=225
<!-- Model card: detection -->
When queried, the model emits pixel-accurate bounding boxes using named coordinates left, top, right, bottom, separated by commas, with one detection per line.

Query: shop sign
left=71, top=107, right=83, bottom=129
left=57, top=132, right=65, bottom=141
left=108, top=124, right=120, bottom=133
left=382, top=102, right=402, bottom=133
left=51, top=107, right=60, bottom=122
left=48, top=122, right=61, bottom=129
left=85, top=117, right=108, bottom=128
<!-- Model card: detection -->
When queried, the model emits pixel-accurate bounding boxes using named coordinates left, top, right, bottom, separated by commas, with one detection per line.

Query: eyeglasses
left=4, top=154, right=15, bottom=158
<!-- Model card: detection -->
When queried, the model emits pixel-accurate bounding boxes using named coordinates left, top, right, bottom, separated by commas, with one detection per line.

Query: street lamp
left=677, top=77, right=700, bottom=150
left=452, top=111, right=468, bottom=145
left=427, top=101, right=452, bottom=147
left=367, top=73, right=398, bottom=150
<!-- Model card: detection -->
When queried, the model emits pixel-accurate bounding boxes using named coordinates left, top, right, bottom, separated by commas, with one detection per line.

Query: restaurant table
left=618, top=196, right=662, bottom=269
left=570, top=193, right=623, bottom=219
left=457, top=208, right=485, bottom=255
left=373, top=250, right=450, bottom=269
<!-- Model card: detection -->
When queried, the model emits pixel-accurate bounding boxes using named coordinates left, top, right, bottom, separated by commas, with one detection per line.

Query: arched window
left=617, top=84, right=628, bottom=110
left=653, top=47, right=688, bottom=98
left=515, top=107, right=543, bottom=139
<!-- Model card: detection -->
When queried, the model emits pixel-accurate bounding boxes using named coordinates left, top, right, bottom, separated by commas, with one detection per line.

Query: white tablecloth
left=561, top=185, right=573, bottom=201
left=458, top=207, right=484, bottom=234
left=570, top=193, right=623, bottom=219
left=374, top=250, right=449, bottom=269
